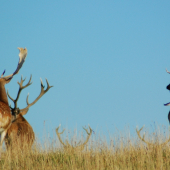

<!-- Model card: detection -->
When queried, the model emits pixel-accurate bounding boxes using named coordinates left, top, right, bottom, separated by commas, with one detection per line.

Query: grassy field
left=1, top=126, right=170, bottom=170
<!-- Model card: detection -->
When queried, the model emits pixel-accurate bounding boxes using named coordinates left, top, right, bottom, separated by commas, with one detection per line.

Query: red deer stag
left=0, top=47, right=27, bottom=154
left=5, top=75, right=53, bottom=150
left=56, top=125, right=92, bottom=151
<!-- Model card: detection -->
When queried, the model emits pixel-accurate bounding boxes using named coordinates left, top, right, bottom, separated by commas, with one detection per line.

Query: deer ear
left=20, top=109, right=29, bottom=115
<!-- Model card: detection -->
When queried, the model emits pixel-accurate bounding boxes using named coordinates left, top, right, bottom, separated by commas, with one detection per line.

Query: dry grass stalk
left=0, top=127, right=169, bottom=169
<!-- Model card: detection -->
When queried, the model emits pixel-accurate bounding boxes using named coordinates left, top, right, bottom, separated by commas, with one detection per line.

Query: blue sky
left=0, top=1, right=170, bottom=140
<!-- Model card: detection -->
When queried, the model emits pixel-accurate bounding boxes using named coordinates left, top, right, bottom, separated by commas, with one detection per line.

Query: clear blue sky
left=0, top=1, right=170, bottom=140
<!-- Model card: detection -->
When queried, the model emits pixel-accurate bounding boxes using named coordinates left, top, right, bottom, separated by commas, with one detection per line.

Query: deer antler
left=56, top=126, right=68, bottom=148
left=18, top=78, right=53, bottom=115
left=166, top=68, right=170, bottom=74
left=136, top=126, right=153, bottom=146
left=7, top=75, right=32, bottom=111
left=81, top=126, right=92, bottom=146
left=56, top=125, right=92, bottom=151
left=7, top=75, right=53, bottom=116
left=136, top=126, right=170, bottom=146
left=2, top=47, right=27, bottom=80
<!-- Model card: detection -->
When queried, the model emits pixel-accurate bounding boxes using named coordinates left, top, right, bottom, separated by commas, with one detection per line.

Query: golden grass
left=1, top=127, right=170, bottom=170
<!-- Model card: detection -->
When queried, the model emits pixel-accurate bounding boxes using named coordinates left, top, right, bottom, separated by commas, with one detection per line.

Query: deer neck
left=12, top=114, right=28, bottom=124
left=0, top=82, right=9, bottom=105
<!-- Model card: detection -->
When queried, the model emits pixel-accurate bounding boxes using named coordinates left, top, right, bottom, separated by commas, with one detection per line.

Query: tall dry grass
left=1, top=126, right=170, bottom=170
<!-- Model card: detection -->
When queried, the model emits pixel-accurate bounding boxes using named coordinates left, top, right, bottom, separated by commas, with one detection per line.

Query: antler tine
left=56, top=126, right=65, bottom=135
left=16, top=75, right=32, bottom=108
left=136, top=126, right=153, bottom=146
left=17, top=75, right=32, bottom=89
left=3, top=47, right=27, bottom=80
left=45, top=78, right=53, bottom=91
left=83, top=125, right=92, bottom=135
left=159, top=137, right=170, bottom=146
left=17, top=76, right=26, bottom=87
left=82, top=126, right=92, bottom=143
left=56, top=126, right=70, bottom=148
left=166, top=68, right=170, bottom=74
left=26, top=93, right=29, bottom=106
left=22, top=78, right=53, bottom=111
left=7, top=90, right=15, bottom=103
left=40, top=78, right=53, bottom=92
left=7, top=75, right=33, bottom=110
left=74, top=126, right=92, bottom=151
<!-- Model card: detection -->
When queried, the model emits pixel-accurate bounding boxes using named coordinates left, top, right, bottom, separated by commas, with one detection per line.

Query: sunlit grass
left=1, top=126, right=170, bottom=169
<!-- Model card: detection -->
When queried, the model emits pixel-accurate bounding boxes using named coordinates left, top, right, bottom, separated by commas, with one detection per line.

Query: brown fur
left=0, top=102, right=11, bottom=130
left=5, top=114, right=35, bottom=150
left=0, top=79, right=12, bottom=131
left=0, top=78, right=12, bottom=152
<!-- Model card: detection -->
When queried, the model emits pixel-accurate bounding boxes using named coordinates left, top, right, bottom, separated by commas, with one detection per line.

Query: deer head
left=5, top=75, right=53, bottom=150
left=56, top=125, right=92, bottom=151
left=7, top=75, right=53, bottom=123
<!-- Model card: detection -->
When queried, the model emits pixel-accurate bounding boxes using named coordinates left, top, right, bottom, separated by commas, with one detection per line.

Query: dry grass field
left=0, top=126, right=170, bottom=170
